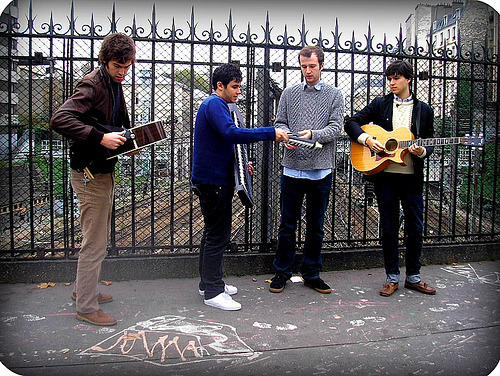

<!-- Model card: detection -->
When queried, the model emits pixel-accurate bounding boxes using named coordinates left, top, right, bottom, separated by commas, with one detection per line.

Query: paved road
left=0, top=261, right=498, bottom=376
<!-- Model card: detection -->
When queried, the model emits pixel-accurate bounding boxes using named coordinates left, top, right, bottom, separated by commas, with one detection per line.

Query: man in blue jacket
left=344, top=60, right=436, bottom=297
left=191, top=63, right=289, bottom=310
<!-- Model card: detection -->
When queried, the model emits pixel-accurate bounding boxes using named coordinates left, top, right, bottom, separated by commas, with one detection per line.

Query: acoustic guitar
left=350, top=124, right=484, bottom=175
left=106, top=120, right=168, bottom=159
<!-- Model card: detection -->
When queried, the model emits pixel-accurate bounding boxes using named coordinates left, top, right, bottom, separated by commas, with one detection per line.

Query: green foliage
left=455, top=66, right=475, bottom=136
left=17, top=113, right=50, bottom=131
left=34, top=155, right=66, bottom=199
left=433, top=117, right=454, bottom=137
left=174, top=69, right=210, bottom=94
left=459, top=142, right=499, bottom=213
left=15, top=113, right=54, bottom=144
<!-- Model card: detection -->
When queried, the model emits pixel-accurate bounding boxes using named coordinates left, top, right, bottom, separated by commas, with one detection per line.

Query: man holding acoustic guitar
left=51, top=33, right=136, bottom=325
left=344, top=60, right=437, bottom=297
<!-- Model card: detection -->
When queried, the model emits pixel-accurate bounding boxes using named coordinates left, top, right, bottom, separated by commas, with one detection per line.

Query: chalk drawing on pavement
left=349, top=316, right=386, bottom=327
left=441, top=264, right=500, bottom=286
left=79, top=315, right=259, bottom=367
left=252, top=322, right=297, bottom=331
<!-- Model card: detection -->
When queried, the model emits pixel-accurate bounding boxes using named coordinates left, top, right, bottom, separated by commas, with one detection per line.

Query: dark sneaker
left=304, top=277, right=332, bottom=294
left=269, top=274, right=287, bottom=293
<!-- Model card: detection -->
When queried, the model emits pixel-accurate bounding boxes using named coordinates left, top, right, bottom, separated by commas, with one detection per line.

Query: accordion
left=228, top=103, right=254, bottom=209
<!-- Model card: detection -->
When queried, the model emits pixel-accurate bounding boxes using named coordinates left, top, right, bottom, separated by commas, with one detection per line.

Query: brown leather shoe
left=76, top=310, right=117, bottom=326
left=380, top=282, right=399, bottom=297
left=404, top=281, right=436, bottom=295
left=72, top=292, right=113, bottom=304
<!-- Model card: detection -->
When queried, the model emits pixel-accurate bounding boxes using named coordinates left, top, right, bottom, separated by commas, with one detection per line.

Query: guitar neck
left=400, top=137, right=465, bottom=148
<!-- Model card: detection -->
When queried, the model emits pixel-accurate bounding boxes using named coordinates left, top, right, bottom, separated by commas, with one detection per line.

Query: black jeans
left=274, top=173, right=332, bottom=280
left=373, top=172, right=424, bottom=281
left=194, top=184, right=234, bottom=300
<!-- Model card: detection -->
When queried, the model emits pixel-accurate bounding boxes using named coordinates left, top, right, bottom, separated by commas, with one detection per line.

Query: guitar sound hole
left=385, top=139, right=398, bottom=152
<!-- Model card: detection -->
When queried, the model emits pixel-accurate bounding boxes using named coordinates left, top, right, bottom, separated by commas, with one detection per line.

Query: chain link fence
left=0, top=4, right=498, bottom=260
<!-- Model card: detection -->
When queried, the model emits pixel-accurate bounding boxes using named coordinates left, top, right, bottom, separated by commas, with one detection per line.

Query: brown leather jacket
left=50, top=65, right=131, bottom=174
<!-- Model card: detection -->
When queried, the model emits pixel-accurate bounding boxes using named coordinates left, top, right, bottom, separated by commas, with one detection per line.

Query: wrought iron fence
left=0, top=4, right=499, bottom=260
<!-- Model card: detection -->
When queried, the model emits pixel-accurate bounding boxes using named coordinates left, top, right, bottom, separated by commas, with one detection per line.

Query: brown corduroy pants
left=71, top=170, right=114, bottom=314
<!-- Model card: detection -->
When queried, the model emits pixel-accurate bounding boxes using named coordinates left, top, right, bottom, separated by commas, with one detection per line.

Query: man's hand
left=101, top=131, right=127, bottom=150
left=247, top=161, right=254, bottom=176
left=365, top=136, right=385, bottom=153
left=284, top=129, right=311, bottom=150
left=297, top=129, right=312, bottom=139
left=275, top=129, right=289, bottom=143
left=408, top=143, right=425, bottom=156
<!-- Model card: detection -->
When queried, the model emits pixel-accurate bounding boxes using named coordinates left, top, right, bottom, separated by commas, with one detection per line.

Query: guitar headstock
left=461, top=133, right=485, bottom=148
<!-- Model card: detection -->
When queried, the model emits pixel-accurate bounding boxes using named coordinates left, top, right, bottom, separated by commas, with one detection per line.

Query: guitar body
left=350, top=124, right=414, bottom=175
left=106, top=120, right=168, bottom=159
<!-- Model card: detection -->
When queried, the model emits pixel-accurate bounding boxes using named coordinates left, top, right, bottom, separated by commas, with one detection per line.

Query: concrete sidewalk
left=0, top=261, right=498, bottom=376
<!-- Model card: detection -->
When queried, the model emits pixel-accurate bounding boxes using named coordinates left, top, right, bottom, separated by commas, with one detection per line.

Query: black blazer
left=344, top=93, right=434, bottom=181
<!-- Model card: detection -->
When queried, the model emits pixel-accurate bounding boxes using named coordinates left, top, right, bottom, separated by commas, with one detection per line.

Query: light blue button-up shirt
left=394, top=93, right=413, bottom=103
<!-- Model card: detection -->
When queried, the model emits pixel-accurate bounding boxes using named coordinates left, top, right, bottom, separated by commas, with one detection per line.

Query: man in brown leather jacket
left=51, top=33, right=135, bottom=326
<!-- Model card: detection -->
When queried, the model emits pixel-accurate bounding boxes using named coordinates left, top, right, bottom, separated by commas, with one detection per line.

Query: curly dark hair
left=212, top=63, right=242, bottom=91
left=99, top=33, right=136, bottom=65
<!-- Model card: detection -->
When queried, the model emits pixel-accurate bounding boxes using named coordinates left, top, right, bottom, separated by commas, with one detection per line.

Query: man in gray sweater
left=270, top=45, right=344, bottom=294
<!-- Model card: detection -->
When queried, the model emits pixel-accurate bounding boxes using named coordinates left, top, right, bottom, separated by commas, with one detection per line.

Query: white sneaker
left=199, top=284, right=238, bottom=296
left=204, top=292, right=241, bottom=311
